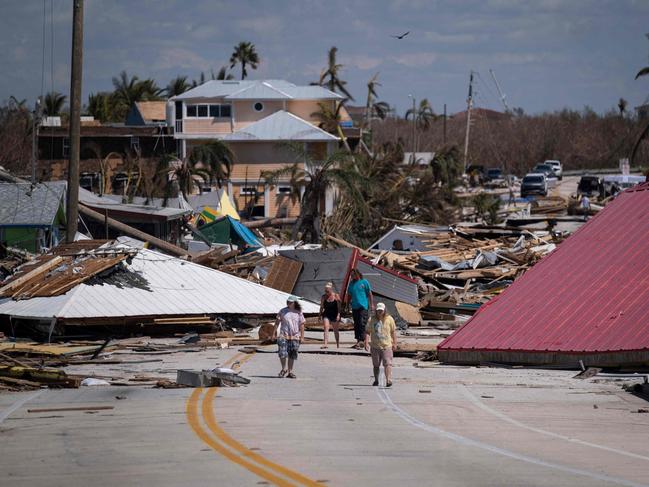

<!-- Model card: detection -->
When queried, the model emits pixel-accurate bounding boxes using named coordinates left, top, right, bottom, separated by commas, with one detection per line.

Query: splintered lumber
left=0, top=256, right=63, bottom=296
left=0, top=376, right=42, bottom=388
left=0, top=366, right=81, bottom=388
left=258, top=322, right=276, bottom=342
left=79, top=204, right=188, bottom=258
left=243, top=217, right=296, bottom=229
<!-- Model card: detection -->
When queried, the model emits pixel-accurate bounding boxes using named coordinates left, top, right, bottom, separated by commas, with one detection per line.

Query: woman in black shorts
left=319, top=282, right=341, bottom=348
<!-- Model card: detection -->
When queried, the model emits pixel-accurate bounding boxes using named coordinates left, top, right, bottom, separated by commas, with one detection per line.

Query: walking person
left=346, top=268, right=374, bottom=349
left=580, top=194, right=591, bottom=221
left=272, top=295, right=305, bottom=379
left=319, top=282, right=341, bottom=348
left=364, top=302, right=397, bottom=387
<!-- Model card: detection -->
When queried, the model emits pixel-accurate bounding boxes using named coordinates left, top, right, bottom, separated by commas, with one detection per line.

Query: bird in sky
left=391, top=31, right=410, bottom=39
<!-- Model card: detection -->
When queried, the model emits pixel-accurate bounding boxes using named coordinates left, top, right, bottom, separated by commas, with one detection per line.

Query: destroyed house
left=438, top=183, right=649, bottom=367
left=0, top=239, right=319, bottom=335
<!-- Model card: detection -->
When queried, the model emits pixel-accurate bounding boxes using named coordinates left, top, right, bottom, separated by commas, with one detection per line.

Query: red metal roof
left=438, top=182, right=649, bottom=357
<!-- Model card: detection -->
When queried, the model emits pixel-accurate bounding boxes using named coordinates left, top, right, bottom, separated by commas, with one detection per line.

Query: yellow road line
left=202, top=387, right=324, bottom=487
left=186, top=351, right=324, bottom=486
left=186, top=388, right=294, bottom=486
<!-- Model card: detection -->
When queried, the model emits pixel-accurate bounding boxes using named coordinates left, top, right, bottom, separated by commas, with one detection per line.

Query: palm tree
left=262, top=145, right=364, bottom=242
left=617, top=98, right=628, bottom=117
left=229, top=42, right=260, bottom=80
left=42, top=91, right=66, bottom=116
left=406, top=98, right=436, bottom=130
left=315, top=47, right=354, bottom=100
left=311, top=101, right=351, bottom=152
left=86, top=92, right=114, bottom=122
left=214, top=66, right=235, bottom=80
left=111, top=71, right=163, bottom=121
left=359, top=74, right=390, bottom=152
left=156, top=154, right=211, bottom=200
left=187, top=140, right=234, bottom=188
left=166, top=76, right=191, bottom=97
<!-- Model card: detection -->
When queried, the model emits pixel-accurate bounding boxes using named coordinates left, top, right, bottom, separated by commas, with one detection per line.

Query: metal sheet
left=438, top=183, right=649, bottom=361
left=0, top=247, right=319, bottom=319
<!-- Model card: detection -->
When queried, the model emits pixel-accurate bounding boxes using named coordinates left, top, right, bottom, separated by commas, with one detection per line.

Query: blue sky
left=2, top=0, right=648, bottom=115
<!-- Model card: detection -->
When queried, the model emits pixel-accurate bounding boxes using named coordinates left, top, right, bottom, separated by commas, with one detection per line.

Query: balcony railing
left=175, top=120, right=183, bottom=133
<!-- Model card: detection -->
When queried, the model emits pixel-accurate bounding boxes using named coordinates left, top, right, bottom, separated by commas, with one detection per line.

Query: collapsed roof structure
left=0, top=239, right=319, bottom=334
left=438, top=183, right=649, bottom=367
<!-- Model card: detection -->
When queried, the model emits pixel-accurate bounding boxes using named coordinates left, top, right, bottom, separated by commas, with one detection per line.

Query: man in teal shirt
left=346, top=268, right=374, bottom=349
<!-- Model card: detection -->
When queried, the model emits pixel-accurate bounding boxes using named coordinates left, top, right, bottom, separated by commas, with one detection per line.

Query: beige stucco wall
left=231, top=182, right=301, bottom=218
left=183, top=119, right=232, bottom=134
left=286, top=100, right=330, bottom=123
left=233, top=100, right=284, bottom=129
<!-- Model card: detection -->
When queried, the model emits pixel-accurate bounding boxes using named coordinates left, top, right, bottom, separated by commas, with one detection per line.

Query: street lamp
left=408, top=94, right=416, bottom=163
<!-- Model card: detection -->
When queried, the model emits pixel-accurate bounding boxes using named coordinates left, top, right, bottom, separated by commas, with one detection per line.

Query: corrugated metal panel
left=224, top=111, right=338, bottom=141
left=0, top=248, right=319, bottom=319
left=278, top=249, right=353, bottom=302
left=438, top=183, right=649, bottom=358
left=355, top=256, right=419, bottom=306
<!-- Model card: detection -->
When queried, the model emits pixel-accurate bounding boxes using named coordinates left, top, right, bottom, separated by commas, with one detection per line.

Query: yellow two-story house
left=168, top=80, right=343, bottom=219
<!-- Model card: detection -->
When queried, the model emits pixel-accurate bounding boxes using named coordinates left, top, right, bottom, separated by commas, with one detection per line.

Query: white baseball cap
left=376, top=302, right=386, bottom=312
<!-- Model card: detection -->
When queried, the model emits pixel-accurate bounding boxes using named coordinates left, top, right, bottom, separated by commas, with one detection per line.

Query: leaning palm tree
left=262, top=145, right=365, bottom=242
left=406, top=98, right=436, bottom=130
left=229, top=42, right=260, bottom=80
left=358, top=73, right=390, bottom=152
left=42, top=91, right=66, bottom=116
left=166, top=76, right=190, bottom=97
left=316, top=47, right=354, bottom=100
left=188, top=140, right=234, bottom=188
left=311, top=101, right=351, bottom=152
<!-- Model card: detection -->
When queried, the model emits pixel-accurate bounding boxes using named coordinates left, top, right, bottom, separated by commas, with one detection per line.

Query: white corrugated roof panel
left=172, top=80, right=342, bottom=101
left=224, top=111, right=338, bottom=141
left=0, top=247, right=319, bottom=319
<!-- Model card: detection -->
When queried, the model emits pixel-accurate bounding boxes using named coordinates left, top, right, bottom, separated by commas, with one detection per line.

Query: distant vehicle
left=486, top=168, right=503, bottom=181
left=577, top=175, right=603, bottom=196
left=532, top=163, right=557, bottom=179
left=520, top=173, right=548, bottom=198
left=544, top=160, right=563, bottom=180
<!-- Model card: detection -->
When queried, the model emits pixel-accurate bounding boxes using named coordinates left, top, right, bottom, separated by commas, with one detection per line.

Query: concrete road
left=1, top=342, right=649, bottom=487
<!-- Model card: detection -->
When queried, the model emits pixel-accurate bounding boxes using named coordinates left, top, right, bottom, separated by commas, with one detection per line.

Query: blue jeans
left=352, top=308, right=368, bottom=342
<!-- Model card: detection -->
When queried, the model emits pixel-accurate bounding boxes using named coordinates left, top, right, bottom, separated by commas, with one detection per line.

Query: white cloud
left=423, top=31, right=477, bottom=44
left=391, top=52, right=437, bottom=67
left=341, top=54, right=383, bottom=70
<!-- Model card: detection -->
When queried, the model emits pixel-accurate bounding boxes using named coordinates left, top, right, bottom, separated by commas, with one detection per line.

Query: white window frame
left=276, top=185, right=292, bottom=195
left=185, top=103, right=232, bottom=119
left=239, top=186, right=257, bottom=196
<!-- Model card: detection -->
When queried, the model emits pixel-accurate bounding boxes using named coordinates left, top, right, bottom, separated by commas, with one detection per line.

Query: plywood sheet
left=264, top=256, right=303, bottom=294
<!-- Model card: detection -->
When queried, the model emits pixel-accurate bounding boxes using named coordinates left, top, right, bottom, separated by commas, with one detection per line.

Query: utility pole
left=443, top=103, right=447, bottom=145
left=65, top=0, right=84, bottom=243
left=462, top=71, right=474, bottom=173
left=408, top=94, right=416, bottom=161
left=489, top=69, right=510, bottom=112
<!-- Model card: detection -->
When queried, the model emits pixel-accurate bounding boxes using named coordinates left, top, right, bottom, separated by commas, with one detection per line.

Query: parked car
left=486, top=168, right=503, bottom=181
left=520, top=173, right=548, bottom=198
left=544, top=160, right=563, bottom=180
left=532, top=163, right=557, bottom=179
left=578, top=175, right=603, bottom=197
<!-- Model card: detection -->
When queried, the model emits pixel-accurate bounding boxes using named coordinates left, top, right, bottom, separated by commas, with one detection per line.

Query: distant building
left=168, top=79, right=348, bottom=218
left=126, top=101, right=168, bottom=126
left=636, top=102, right=649, bottom=120
left=0, top=181, right=66, bottom=253
left=37, top=125, right=174, bottom=193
